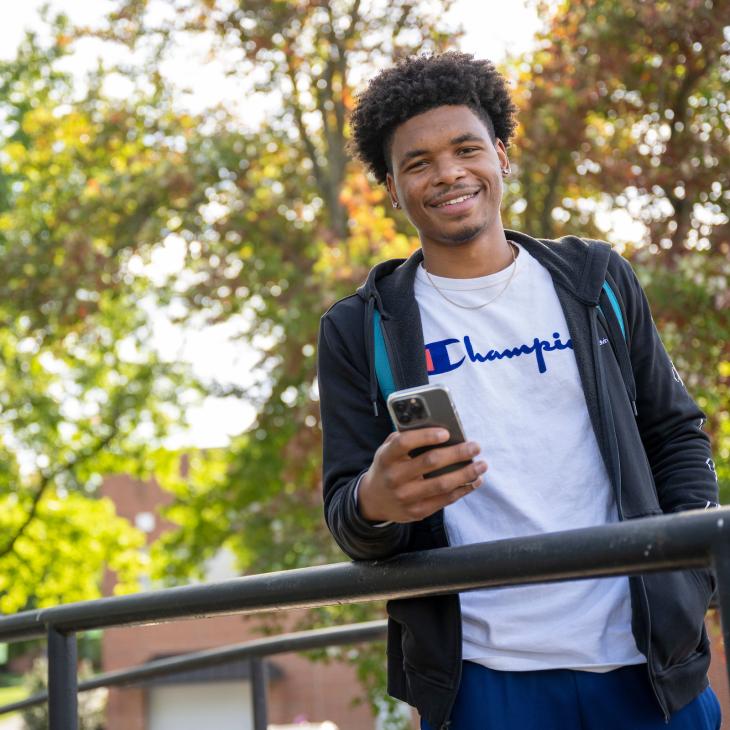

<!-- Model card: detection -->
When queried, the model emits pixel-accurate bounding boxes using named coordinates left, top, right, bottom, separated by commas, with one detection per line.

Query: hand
left=357, top=428, right=488, bottom=524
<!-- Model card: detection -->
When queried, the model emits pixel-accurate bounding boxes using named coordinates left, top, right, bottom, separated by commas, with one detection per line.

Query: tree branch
left=284, top=60, right=325, bottom=191
left=0, top=425, right=120, bottom=560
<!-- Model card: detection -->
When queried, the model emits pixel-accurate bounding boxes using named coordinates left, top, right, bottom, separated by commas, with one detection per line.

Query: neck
left=422, top=229, right=514, bottom=278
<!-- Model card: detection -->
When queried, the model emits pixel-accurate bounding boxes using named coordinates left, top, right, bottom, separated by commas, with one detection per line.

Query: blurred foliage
left=21, top=657, right=106, bottom=730
left=0, top=0, right=727, bottom=725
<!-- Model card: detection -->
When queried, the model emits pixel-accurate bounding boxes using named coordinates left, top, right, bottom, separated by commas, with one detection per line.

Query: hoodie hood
left=357, top=229, right=612, bottom=308
left=354, top=230, right=614, bottom=416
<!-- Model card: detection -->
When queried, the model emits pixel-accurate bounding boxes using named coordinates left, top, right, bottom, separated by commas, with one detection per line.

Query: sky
left=2, top=0, right=545, bottom=447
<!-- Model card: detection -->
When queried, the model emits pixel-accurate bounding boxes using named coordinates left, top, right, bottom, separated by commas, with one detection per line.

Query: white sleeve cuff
left=353, top=472, right=393, bottom=528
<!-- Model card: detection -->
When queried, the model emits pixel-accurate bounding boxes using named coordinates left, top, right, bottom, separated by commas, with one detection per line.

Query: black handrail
left=0, top=507, right=729, bottom=729
left=0, top=509, right=721, bottom=641
left=0, top=620, right=388, bottom=715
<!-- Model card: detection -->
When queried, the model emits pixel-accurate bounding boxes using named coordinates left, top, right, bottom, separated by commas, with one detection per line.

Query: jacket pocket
left=387, top=594, right=461, bottom=690
left=643, top=568, right=713, bottom=669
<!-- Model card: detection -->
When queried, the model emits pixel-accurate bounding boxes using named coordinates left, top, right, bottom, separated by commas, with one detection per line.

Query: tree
left=503, top=0, right=729, bottom=493
left=0, top=18, right=229, bottom=611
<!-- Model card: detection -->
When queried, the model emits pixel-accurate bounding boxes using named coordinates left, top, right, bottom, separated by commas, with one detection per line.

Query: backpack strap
left=597, top=274, right=638, bottom=415
left=600, top=281, right=626, bottom=341
left=373, top=309, right=396, bottom=402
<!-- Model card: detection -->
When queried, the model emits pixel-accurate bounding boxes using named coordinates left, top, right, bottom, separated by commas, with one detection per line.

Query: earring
left=392, top=201, right=400, bottom=209
left=501, top=166, right=511, bottom=176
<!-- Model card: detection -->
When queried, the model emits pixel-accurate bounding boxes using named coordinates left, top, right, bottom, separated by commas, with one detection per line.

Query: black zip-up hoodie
left=317, top=231, right=718, bottom=728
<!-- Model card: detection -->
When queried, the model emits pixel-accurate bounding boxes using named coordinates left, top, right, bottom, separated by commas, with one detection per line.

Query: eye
left=406, top=159, right=428, bottom=171
left=458, top=146, right=480, bottom=155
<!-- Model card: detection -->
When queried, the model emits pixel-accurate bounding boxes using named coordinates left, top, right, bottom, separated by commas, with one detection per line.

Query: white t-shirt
left=414, top=242, right=645, bottom=672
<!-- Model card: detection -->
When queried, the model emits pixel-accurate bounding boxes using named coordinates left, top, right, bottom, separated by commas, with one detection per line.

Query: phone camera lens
left=409, top=398, right=426, bottom=420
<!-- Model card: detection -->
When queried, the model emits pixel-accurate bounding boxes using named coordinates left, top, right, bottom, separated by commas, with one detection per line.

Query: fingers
left=408, top=479, right=483, bottom=522
left=400, top=458, right=488, bottom=504
left=400, top=439, right=481, bottom=483
left=393, top=464, right=487, bottom=523
left=380, top=427, right=450, bottom=462
left=369, top=429, right=488, bottom=524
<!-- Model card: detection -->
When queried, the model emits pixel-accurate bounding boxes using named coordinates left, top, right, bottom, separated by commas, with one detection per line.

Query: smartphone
left=386, top=384, right=472, bottom=478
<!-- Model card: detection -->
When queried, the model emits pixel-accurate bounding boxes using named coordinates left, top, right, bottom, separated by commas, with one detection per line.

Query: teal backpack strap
left=597, top=276, right=638, bottom=415
left=373, top=309, right=397, bottom=402
left=600, top=280, right=626, bottom=341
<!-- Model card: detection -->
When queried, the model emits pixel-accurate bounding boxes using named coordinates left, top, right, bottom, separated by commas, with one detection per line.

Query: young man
left=317, top=52, right=720, bottom=729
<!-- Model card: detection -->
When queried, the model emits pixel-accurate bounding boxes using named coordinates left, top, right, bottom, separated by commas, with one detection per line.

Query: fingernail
left=476, top=462, right=487, bottom=474
left=468, top=442, right=480, bottom=456
left=437, top=429, right=450, bottom=441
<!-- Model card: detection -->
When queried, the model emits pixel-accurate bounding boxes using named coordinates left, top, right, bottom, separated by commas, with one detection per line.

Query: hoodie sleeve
left=611, top=253, right=719, bottom=513
left=318, top=306, right=412, bottom=560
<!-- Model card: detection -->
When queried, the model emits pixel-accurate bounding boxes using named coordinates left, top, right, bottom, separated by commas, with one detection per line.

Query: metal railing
left=1, top=507, right=729, bottom=729
left=0, top=620, right=389, bottom=728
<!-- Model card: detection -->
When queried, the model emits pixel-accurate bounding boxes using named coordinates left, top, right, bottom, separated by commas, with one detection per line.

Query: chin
left=439, top=223, right=485, bottom=245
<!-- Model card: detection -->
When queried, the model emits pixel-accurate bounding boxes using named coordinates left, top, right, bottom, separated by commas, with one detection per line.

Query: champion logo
left=598, top=337, right=609, bottom=346
left=424, top=331, right=573, bottom=376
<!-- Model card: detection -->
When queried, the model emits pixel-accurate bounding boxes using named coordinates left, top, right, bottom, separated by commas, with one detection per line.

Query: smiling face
left=385, top=105, right=509, bottom=255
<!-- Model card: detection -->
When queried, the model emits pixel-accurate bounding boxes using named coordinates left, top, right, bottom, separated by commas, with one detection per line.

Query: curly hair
left=349, top=52, right=518, bottom=185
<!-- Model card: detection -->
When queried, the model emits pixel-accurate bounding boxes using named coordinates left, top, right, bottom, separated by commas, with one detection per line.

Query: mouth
left=430, top=189, right=481, bottom=215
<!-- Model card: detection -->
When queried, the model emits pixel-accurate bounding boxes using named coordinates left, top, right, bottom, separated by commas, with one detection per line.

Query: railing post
left=250, top=657, right=267, bottom=730
left=48, top=627, right=78, bottom=730
left=712, top=528, right=730, bottom=692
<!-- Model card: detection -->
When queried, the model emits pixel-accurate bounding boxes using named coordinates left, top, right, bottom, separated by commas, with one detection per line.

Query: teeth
left=437, top=192, right=476, bottom=207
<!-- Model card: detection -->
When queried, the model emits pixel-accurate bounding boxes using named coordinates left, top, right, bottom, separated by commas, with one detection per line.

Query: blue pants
left=421, top=662, right=722, bottom=730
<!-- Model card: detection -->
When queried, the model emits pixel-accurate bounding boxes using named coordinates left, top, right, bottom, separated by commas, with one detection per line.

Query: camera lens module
left=391, top=393, right=430, bottom=426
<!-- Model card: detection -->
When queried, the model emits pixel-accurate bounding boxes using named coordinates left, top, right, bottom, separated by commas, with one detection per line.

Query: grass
left=0, top=682, right=30, bottom=720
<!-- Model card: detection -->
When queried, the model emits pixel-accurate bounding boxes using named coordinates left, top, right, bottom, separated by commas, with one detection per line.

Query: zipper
left=433, top=512, right=461, bottom=729
left=592, top=308, right=669, bottom=722
left=380, top=312, right=462, bottom=726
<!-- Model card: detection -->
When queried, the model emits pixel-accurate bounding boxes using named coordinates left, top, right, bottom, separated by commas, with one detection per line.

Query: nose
left=431, top=155, right=466, bottom=187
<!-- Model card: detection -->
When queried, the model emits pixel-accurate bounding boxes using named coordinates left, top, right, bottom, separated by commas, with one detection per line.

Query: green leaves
left=0, top=490, right=146, bottom=613
left=0, top=23, right=215, bottom=615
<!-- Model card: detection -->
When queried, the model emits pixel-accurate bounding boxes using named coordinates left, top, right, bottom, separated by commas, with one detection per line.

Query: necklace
left=423, top=241, right=518, bottom=310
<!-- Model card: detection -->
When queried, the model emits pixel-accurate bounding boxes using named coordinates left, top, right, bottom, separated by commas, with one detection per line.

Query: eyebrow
left=450, top=133, right=485, bottom=146
left=400, top=133, right=486, bottom=166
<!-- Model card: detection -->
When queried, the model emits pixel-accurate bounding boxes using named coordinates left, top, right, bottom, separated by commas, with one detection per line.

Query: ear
left=495, top=138, right=510, bottom=172
left=385, top=172, right=399, bottom=209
